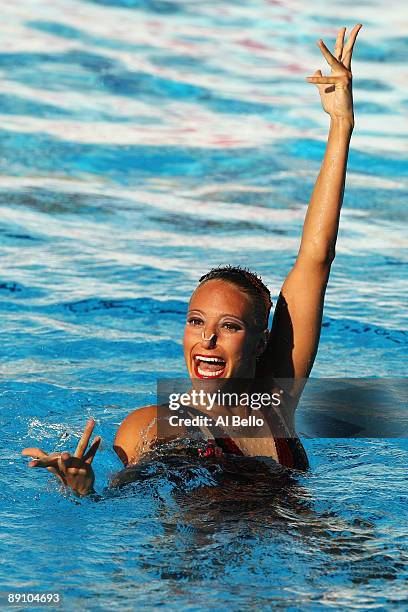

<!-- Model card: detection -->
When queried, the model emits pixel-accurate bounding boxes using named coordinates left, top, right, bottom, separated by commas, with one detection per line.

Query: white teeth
left=197, top=366, right=225, bottom=377
left=194, top=355, right=225, bottom=364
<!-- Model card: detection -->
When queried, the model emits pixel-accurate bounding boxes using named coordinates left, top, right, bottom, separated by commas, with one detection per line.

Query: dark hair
left=198, top=265, right=272, bottom=329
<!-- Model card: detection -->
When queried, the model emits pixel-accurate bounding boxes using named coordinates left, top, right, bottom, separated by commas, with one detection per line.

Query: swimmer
left=22, top=24, right=363, bottom=496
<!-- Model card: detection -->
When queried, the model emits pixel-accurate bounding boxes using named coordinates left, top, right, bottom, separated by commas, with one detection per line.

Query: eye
left=222, top=322, right=241, bottom=332
left=187, top=317, right=203, bottom=326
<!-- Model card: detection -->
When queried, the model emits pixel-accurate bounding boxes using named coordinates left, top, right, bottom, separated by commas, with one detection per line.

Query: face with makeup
left=183, top=279, right=267, bottom=382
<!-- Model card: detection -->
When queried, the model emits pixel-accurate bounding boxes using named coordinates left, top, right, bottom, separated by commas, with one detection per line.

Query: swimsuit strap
left=213, top=436, right=244, bottom=456
left=264, top=403, right=309, bottom=471
left=274, top=437, right=309, bottom=471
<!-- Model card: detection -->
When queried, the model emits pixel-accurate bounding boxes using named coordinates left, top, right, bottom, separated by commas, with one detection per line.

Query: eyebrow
left=187, top=309, right=247, bottom=325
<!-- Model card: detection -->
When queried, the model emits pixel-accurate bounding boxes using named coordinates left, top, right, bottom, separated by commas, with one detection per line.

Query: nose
left=201, top=328, right=217, bottom=348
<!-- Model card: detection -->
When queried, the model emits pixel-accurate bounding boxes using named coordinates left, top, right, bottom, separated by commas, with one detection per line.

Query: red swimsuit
left=190, top=407, right=309, bottom=471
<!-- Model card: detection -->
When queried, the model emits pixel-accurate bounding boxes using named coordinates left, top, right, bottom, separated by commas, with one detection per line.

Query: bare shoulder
left=116, top=405, right=158, bottom=434
left=114, top=405, right=158, bottom=466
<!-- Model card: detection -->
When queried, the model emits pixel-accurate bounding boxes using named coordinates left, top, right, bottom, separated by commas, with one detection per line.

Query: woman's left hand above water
left=22, top=418, right=101, bottom=497
left=306, top=24, right=362, bottom=125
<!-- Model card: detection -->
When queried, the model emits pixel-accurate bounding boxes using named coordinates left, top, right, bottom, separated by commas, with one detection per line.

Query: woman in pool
left=23, top=24, right=362, bottom=496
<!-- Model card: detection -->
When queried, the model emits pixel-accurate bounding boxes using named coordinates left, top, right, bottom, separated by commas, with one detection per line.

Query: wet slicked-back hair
left=198, top=265, right=272, bottom=329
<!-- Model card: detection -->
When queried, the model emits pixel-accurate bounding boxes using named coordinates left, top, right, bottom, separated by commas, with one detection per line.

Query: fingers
left=341, top=23, right=363, bottom=70
left=306, top=75, right=348, bottom=85
left=23, top=420, right=99, bottom=485
left=58, top=452, right=70, bottom=474
left=23, top=449, right=67, bottom=484
left=26, top=454, right=60, bottom=469
left=317, top=39, right=342, bottom=69
left=22, top=447, right=50, bottom=468
left=74, top=418, right=95, bottom=458
left=22, top=447, right=48, bottom=459
left=83, top=436, right=101, bottom=464
left=310, top=69, right=323, bottom=90
left=317, top=24, right=362, bottom=71
left=345, top=23, right=363, bottom=47
left=334, top=27, right=346, bottom=61
left=58, top=452, right=89, bottom=482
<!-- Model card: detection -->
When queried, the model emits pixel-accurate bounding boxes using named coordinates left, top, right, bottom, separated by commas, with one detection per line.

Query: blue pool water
left=1, top=0, right=407, bottom=609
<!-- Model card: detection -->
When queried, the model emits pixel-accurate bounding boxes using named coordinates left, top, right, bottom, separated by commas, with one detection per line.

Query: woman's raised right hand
left=306, top=24, right=362, bottom=124
left=22, top=418, right=101, bottom=497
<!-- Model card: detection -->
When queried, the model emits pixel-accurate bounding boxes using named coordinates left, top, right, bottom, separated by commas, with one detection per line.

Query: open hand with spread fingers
left=22, top=418, right=101, bottom=497
left=306, top=24, right=362, bottom=124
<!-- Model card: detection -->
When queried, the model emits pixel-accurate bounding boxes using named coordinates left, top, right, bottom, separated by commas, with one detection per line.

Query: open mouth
left=193, top=355, right=227, bottom=379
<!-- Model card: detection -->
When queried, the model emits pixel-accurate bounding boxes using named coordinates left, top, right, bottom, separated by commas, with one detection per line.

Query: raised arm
left=261, top=25, right=362, bottom=391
